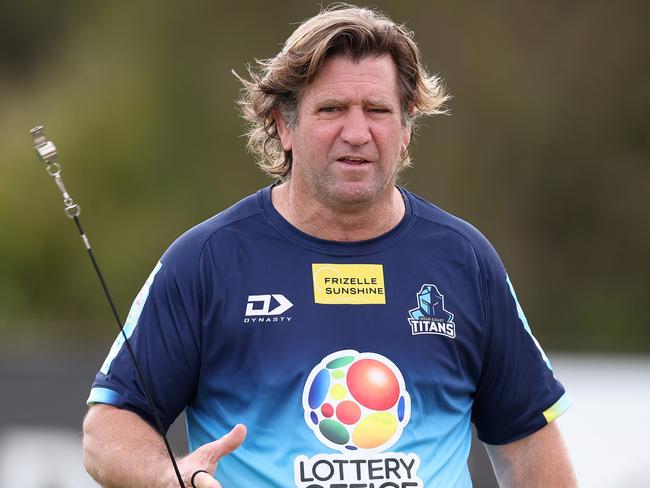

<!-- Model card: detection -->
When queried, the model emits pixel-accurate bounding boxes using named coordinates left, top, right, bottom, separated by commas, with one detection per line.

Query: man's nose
left=340, top=108, right=371, bottom=146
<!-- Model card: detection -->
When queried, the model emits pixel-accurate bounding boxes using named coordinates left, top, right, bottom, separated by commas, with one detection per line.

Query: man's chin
left=327, top=183, right=387, bottom=207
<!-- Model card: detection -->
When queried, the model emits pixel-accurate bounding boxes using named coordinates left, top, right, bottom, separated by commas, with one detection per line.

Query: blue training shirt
left=89, top=185, right=570, bottom=487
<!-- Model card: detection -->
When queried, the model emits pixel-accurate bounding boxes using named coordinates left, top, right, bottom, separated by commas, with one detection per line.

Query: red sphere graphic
left=336, top=400, right=362, bottom=425
left=321, top=403, right=334, bottom=418
left=346, top=358, right=400, bottom=410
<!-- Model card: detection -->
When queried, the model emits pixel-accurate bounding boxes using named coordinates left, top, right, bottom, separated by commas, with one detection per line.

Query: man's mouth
left=337, top=156, right=371, bottom=165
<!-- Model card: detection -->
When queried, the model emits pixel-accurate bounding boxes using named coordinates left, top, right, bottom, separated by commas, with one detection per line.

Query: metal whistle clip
left=31, top=125, right=80, bottom=218
left=31, top=125, right=58, bottom=163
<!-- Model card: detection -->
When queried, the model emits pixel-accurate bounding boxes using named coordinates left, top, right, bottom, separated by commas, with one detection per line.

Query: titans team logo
left=295, top=351, right=422, bottom=487
left=408, top=284, right=456, bottom=338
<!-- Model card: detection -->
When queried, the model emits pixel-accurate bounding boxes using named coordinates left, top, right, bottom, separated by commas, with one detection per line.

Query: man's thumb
left=207, top=424, right=247, bottom=463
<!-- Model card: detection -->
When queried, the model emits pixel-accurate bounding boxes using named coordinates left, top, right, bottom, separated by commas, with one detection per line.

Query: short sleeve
left=471, top=242, right=570, bottom=445
left=87, top=232, right=204, bottom=432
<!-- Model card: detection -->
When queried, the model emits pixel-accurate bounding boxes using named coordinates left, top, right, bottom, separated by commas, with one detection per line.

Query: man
left=83, top=5, right=576, bottom=487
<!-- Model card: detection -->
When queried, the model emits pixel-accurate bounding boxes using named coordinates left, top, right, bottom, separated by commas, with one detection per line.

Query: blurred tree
left=0, top=0, right=648, bottom=351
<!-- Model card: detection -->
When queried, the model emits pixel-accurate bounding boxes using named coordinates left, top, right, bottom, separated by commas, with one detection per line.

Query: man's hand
left=83, top=405, right=247, bottom=488
left=177, top=424, right=247, bottom=488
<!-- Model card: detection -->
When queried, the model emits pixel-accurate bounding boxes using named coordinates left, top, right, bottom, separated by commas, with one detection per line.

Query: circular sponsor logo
left=302, top=350, right=411, bottom=453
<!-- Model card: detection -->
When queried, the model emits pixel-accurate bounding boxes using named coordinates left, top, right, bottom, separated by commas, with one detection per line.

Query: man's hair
left=236, top=4, right=449, bottom=179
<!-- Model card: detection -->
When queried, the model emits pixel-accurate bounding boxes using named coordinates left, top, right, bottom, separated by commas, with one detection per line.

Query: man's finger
left=206, top=424, right=247, bottom=463
left=192, top=470, right=221, bottom=488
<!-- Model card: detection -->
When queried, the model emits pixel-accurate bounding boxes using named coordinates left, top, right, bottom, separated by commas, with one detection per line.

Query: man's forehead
left=303, top=54, right=400, bottom=103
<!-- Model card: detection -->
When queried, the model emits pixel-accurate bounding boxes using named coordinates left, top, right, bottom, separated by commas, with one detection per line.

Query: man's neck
left=271, top=181, right=405, bottom=242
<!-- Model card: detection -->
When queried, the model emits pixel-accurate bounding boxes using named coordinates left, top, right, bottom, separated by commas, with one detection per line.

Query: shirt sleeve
left=87, top=232, right=204, bottom=432
left=471, top=240, right=570, bottom=445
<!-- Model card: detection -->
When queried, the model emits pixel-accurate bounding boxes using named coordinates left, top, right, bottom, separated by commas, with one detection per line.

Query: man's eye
left=319, top=106, right=340, bottom=113
left=369, top=107, right=390, bottom=113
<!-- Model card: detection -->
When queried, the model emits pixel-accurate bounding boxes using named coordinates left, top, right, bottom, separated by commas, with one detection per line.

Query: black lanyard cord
left=31, top=126, right=185, bottom=488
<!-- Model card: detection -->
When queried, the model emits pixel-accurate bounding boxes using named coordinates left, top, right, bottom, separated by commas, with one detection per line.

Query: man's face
left=277, top=54, right=411, bottom=208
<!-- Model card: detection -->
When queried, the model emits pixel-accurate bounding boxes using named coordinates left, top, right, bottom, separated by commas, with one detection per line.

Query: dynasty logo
left=407, top=284, right=455, bottom=338
left=243, top=294, right=293, bottom=324
left=295, top=350, right=422, bottom=488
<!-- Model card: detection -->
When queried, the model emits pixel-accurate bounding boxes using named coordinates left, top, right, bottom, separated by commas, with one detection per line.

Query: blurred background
left=1, top=0, right=648, bottom=486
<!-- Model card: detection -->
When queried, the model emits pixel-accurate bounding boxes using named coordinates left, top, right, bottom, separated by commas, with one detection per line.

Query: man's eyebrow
left=313, top=97, right=396, bottom=107
left=313, top=98, right=345, bottom=106
left=364, top=97, right=395, bottom=107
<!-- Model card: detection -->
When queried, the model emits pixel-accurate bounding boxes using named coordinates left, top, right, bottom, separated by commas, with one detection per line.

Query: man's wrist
left=148, top=454, right=182, bottom=488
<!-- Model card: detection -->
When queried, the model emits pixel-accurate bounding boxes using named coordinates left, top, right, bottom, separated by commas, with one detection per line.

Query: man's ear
left=401, top=124, right=412, bottom=154
left=401, top=105, right=414, bottom=153
left=275, top=110, right=293, bottom=151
